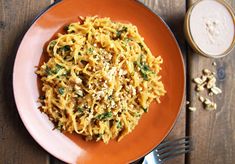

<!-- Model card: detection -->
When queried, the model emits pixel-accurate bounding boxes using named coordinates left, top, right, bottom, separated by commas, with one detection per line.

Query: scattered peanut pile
left=188, top=62, right=222, bottom=112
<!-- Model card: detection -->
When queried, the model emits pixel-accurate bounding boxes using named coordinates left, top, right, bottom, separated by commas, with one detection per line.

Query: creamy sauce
left=190, top=0, right=234, bottom=56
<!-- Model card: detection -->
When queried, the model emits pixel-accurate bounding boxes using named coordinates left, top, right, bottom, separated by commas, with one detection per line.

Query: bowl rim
left=184, top=0, right=235, bottom=58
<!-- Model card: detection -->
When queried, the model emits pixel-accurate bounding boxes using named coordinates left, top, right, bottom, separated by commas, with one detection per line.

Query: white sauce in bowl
left=189, top=0, right=234, bottom=56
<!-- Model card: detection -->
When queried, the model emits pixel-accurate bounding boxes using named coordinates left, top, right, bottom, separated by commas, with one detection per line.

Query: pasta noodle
left=36, top=16, right=166, bottom=143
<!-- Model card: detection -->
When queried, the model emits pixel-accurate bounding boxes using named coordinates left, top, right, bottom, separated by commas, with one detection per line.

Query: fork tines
left=155, top=136, right=193, bottom=163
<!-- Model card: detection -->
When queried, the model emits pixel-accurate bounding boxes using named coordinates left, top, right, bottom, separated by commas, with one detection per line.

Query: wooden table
left=0, top=0, right=234, bottom=163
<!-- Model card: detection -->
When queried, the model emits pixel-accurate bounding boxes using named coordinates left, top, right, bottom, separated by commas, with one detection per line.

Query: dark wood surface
left=140, top=1, right=187, bottom=164
left=0, top=1, right=51, bottom=164
left=186, top=0, right=235, bottom=164
left=0, top=0, right=234, bottom=164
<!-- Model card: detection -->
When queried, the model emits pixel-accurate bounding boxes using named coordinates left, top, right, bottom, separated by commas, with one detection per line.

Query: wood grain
left=140, top=1, right=187, bottom=164
left=0, top=0, right=51, bottom=163
left=186, top=0, right=235, bottom=164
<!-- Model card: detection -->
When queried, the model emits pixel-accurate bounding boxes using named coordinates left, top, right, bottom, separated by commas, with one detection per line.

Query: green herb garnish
left=96, top=112, right=112, bottom=120
left=135, top=54, right=154, bottom=81
left=88, top=47, right=94, bottom=54
left=45, top=66, right=52, bottom=75
left=60, top=45, right=70, bottom=52
left=58, top=87, right=65, bottom=95
left=49, top=41, right=56, bottom=51
left=142, top=64, right=151, bottom=71
left=77, top=107, right=83, bottom=113
left=115, top=26, right=128, bottom=39
left=52, top=64, right=63, bottom=74
left=117, top=121, right=122, bottom=129
left=140, top=71, right=149, bottom=81
left=124, top=37, right=132, bottom=42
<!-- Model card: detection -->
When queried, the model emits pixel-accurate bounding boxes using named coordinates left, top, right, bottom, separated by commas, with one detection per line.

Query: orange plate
left=13, top=0, right=185, bottom=163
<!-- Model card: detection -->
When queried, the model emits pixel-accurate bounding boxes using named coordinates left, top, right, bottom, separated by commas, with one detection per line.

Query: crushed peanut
left=189, top=107, right=197, bottom=112
left=204, top=98, right=217, bottom=111
left=203, top=69, right=211, bottom=75
left=193, top=77, right=203, bottom=84
left=208, top=92, right=213, bottom=96
left=211, top=86, right=222, bottom=95
left=206, top=76, right=216, bottom=89
left=199, top=96, right=205, bottom=102
left=192, top=68, right=222, bottom=111
left=196, top=85, right=205, bottom=91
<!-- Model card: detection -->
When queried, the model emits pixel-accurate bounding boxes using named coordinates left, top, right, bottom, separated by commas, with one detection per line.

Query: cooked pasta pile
left=36, top=16, right=166, bottom=143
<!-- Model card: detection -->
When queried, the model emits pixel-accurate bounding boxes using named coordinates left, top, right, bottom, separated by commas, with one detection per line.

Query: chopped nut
left=203, top=69, right=211, bottom=75
left=189, top=107, right=197, bottom=112
left=203, top=98, right=217, bottom=111
left=79, top=16, right=85, bottom=20
left=193, top=77, right=203, bottom=84
left=207, top=74, right=215, bottom=80
left=196, top=85, right=205, bottom=91
left=205, top=102, right=217, bottom=111
left=209, top=92, right=213, bottom=96
left=199, top=96, right=205, bottom=102
left=201, top=75, right=207, bottom=83
left=192, top=68, right=221, bottom=111
left=207, top=77, right=216, bottom=89
left=76, top=90, right=83, bottom=97
left=204, top=98, right=212, bottom=105
left=213, top=103, right=217, bottom=109
left=211, top=86, right=222, bottom=95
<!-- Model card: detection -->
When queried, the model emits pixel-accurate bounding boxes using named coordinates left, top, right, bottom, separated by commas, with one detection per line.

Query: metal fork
left=143, top=136, right=193, bottom=164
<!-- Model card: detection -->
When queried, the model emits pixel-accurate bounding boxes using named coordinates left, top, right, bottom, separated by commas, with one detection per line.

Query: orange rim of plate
left=13, top=0, right=185, bottom=163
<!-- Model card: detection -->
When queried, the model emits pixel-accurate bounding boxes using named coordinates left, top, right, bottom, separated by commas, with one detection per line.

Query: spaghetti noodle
left=36, top=16, right=166, bottom=143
